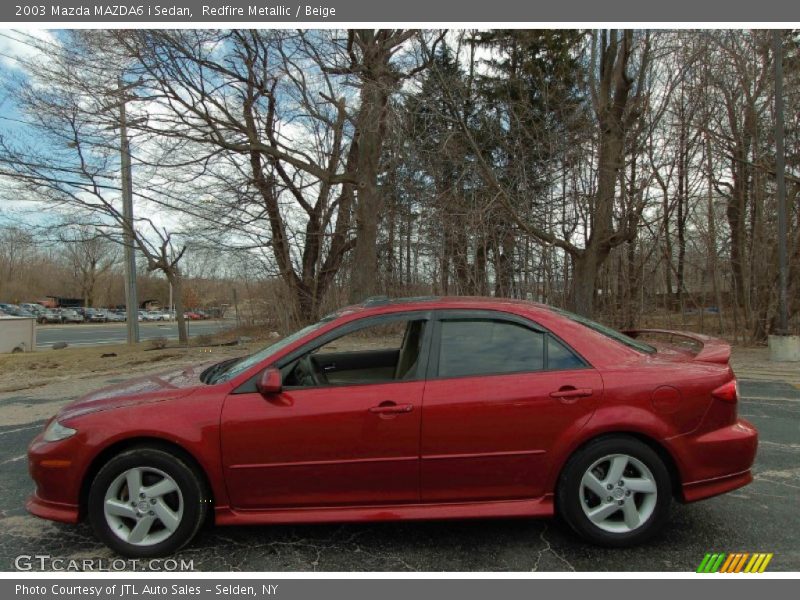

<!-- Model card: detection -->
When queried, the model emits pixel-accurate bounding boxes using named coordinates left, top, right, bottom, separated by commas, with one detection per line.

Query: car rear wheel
left=88, top=447, right=208, bottom=558
left=557, top=436, right=671, bottom=547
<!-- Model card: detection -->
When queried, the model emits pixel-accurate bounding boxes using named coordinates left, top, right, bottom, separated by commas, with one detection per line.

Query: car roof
left=331, top=295, right=554, bottom=319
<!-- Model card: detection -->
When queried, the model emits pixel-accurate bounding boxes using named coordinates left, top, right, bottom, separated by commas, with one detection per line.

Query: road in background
left=35, top=320, right=234, bottom=349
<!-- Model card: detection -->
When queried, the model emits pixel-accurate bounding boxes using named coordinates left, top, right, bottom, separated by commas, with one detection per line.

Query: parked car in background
left=87, top=309, right=108, bottom=323
left=21, top=303, right=46, bottom=316
left=0, top=304, right=35, bottom=318
left=147, top=310, right=169, bottom=322
left=184, top=311, right=204, bottom=320
left=75, top=307, right=93, bottom=321
left=106, top=311, right=125, bottom=323
left=27, top=296, right=757, bottom=557
left=38, top=309, right=64, bottom=324
left=60, top=309, right=84, bottom=323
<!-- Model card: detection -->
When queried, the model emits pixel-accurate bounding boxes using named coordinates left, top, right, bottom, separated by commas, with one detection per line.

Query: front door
left=221, top=314, right=431, bottom=509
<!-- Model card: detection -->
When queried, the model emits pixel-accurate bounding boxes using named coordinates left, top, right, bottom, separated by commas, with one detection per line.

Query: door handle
left=549, top=387, right=593, bottom=399
left=369, top=401, right=414, bottom=415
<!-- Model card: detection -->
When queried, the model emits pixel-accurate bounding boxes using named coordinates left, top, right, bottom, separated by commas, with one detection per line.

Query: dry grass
left=0, top=337, right=269, bottom=394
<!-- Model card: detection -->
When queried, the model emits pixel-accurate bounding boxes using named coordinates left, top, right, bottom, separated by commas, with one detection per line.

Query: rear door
left=420, top=310, right=603, bottom=502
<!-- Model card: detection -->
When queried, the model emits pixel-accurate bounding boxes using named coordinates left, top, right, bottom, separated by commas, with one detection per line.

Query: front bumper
left=26, top=493, right=79, bottom=523
left=26, top=431, right=85, bottom=523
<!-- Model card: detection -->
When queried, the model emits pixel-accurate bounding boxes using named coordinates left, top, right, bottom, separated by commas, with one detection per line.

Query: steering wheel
left=300, top=354, right=328, bottom=386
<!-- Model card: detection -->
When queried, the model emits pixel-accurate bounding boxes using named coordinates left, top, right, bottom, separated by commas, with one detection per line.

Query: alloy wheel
left=103, top=466, right=184, bottom=546
left=579, top=453, right=658, bottom=533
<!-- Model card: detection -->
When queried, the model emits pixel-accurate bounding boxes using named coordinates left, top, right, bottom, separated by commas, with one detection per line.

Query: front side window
left=282, top=318, right=428, bottom=387
left=204, top=319, right=332, bottom=384
left=437, top=319, right=546, bottom=378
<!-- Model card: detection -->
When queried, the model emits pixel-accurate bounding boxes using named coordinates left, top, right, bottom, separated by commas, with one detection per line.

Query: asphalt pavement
left=35, top=320, right=233, bottom=349
left=0, top=378, right=797, bottom=572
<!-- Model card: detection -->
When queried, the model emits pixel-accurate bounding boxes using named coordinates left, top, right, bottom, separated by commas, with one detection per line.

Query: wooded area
left=0, top=29, right=797, bottom=341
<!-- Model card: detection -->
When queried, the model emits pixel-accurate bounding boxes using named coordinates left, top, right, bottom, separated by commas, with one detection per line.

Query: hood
left=58, top=361, right=215, bottom=421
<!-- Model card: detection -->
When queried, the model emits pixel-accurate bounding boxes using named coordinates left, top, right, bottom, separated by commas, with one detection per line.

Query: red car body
left=28, top=297, right=757, bottom=536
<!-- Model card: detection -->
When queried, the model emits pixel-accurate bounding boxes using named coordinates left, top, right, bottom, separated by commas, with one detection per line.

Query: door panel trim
left=228, top=455, right=419, bottom=470
left=422, top=449, right=546, bottom=461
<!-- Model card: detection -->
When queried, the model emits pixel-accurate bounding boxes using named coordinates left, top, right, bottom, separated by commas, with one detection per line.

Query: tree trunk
left=566, top=30, right=643, bottom=318
left=348, top=33, right=396, bottom=303
left=571, top=252, right=600, bottom=317
left=494, top=228, right=515, bottom=298
left=170, top=273, right=188, bottom=344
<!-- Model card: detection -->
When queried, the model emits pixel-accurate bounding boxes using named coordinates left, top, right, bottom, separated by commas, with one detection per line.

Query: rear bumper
left=677, top=419, right=758, bottom=502
left=682, top=469, right=753, bottom=502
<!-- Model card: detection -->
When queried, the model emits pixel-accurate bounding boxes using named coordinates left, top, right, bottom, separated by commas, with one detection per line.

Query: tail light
left=712, top=379, right=739, bottom=403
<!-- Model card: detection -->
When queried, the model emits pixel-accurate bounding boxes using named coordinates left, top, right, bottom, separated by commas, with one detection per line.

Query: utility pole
left=773, top=30, right=789, bottom=336
left=233, top=287, right=241, bottom=327
left=119, top=81, right=140, bottom=344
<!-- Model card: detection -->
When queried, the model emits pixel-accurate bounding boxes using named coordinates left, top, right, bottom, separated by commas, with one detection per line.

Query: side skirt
left=214, top=495, right=554, bottom=526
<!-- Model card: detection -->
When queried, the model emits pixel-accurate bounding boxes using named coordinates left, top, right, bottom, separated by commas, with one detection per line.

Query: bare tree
left=59, top=225, right=118, bottom=307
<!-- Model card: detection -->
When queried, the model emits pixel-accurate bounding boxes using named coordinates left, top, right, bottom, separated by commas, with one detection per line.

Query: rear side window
left=550, top=307, right=656, bottom=354
left=438, top=319, right=545, bottom=377
left=547, top=336, right=585, bottom=370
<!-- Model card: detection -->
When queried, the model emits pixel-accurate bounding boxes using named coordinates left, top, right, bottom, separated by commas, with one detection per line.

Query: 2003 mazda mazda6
left=27, top=296, right=758, bottom=557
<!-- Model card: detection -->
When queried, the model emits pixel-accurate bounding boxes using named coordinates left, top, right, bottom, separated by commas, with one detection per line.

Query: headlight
left=42, top=420, right=77, bottom=442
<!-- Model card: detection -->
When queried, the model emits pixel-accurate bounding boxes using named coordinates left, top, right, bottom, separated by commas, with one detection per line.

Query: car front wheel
left=557, top=436, right=671, bottom=547
left=88, top=447, right=208, bottom=557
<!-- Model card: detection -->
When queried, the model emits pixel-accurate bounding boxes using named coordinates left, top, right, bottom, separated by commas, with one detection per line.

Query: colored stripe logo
left=696, top=553, right=773, bottom=573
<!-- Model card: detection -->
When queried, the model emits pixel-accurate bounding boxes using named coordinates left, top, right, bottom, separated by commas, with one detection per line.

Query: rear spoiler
left=622, top=329, right=731, bottom=365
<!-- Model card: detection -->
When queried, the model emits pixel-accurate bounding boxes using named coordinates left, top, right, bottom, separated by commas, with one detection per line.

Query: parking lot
left=0, top=366, right=798, bottom=571
left=35, top=320, right=233, bottom=349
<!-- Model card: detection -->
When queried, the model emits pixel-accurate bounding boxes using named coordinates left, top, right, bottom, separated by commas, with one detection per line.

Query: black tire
left=557, top=436, right=671, bottom=547
left=88, top=446, right=208, bottom=558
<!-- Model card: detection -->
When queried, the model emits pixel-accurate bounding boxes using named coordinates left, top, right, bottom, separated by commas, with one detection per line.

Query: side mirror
left=256, top=367, right=282, bottom=396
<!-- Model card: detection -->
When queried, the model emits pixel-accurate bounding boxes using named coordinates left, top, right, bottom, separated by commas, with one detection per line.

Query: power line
left=0, top=115, right=49, bottom=129
left=0, top=158, right=116, bottom=180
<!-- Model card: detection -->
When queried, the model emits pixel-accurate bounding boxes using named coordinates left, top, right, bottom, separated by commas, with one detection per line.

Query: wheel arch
left=554, top=431, right=684, bottom=504
left=78, top=436, right=214, bottom=521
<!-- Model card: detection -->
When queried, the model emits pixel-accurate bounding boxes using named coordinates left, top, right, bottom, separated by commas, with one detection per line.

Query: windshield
left=551, top=307, right=656, bottom=354
left=204, top=318, right=333, bottom=384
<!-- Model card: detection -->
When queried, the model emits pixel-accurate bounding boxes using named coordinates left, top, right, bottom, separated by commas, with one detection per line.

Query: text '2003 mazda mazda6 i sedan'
left=27, top=296, right=758, bottom=557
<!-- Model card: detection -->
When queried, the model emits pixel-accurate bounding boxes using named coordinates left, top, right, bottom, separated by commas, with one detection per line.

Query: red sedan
left=27, top=296, right=757, bottom=557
